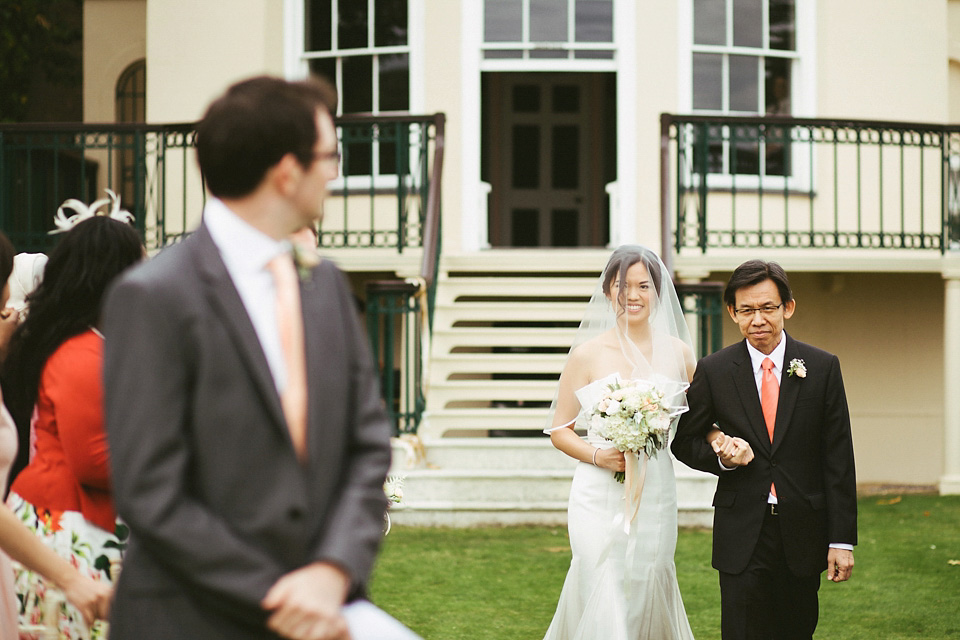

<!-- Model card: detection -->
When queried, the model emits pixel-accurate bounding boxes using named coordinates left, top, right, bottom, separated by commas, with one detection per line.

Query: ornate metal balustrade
left=661, top=114, right=960, bottom=258
left=677, top=281, right=726, bottom=358
left=0, top=123, right=199, bottom=252
left=0, top=114, right=446, bottom=436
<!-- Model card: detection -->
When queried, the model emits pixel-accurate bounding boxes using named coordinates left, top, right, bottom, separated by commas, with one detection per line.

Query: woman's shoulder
left=568, top=330, right=618, bottom=363
left=47, top=330, right=102, bottom=369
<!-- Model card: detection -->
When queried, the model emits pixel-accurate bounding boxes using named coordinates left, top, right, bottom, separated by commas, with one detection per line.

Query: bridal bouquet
left=588, top=378, right=677, bottom=482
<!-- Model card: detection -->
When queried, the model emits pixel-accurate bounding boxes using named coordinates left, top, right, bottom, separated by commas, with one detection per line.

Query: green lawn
left=369, top=494, right=960, bottom=639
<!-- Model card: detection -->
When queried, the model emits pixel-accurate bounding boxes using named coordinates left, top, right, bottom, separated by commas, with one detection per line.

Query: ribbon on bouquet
left=622, top=450, right=649, bottom=534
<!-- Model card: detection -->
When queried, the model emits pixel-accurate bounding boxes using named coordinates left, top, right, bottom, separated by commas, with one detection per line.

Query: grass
left=368, top=494, right=960, bottom=639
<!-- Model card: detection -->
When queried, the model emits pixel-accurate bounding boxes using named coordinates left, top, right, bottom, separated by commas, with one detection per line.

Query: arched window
left=115, top=59, right=146, bottom=214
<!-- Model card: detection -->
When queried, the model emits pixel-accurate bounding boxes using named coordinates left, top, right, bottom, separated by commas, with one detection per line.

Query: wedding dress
left=543, top=374, right=695, bottom=640
left=543, top=246, right=695, bottom=640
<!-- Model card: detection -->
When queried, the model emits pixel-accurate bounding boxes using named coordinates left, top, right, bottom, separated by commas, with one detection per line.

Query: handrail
left=419, top=114, right=445, bottom=312
left=661, top=113, right=960, bottom=258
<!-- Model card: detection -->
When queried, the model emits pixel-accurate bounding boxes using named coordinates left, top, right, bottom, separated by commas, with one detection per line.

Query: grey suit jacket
left=103, top=224, right=392, bottom=639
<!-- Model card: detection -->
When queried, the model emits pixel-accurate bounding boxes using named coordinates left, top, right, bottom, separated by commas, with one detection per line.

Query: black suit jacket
left=102, top=224, right=392, bottom=639
left=671, top=334, right=856, bottom=577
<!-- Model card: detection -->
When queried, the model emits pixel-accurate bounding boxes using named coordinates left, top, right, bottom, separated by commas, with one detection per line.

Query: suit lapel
left=730, top=341, right=771, bottom=451
left=191, top=224, right=287, bottom=435
left=772, top=333, right=801, bottom=454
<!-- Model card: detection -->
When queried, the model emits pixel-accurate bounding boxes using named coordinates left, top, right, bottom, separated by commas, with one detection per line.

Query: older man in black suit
left=672, top=260, right=857, bottom=640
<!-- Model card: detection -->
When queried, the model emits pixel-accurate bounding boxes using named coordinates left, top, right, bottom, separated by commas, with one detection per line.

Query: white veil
left=545, top=245, right=694, bottom=433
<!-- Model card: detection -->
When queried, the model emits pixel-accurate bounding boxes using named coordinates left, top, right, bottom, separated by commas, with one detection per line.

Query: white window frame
left=462, top=0, right=635, bottom=251
left=678, top=0, right=817, bottom=192
left=283, top=0, right=424, bottom=192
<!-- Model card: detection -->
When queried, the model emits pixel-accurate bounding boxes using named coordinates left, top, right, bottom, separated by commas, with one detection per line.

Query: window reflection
left=693, top=54, right=723, bottom=111
left=485, top=0, right=523, bottom=42
left=575, top=0, right=613, bottom=42
left=694, top=0, right=725, bottom=46
left=531, top=0, right=567, bottom=42
left=733, top=0, right=762, bottom=48
left=729, top=55, right=758, bottom=112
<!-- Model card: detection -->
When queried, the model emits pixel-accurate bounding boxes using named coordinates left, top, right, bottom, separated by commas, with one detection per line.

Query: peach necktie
left=761, top=357, right=778, bottom=497
left=267, top=251, right=308, bottom=462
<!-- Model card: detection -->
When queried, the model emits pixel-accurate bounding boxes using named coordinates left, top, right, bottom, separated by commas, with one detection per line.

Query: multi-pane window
left=691, top=0, right=796, bottom=177
left=303, top=0, right=409, bottom=176
left=483, top=0, right=614, bottom=60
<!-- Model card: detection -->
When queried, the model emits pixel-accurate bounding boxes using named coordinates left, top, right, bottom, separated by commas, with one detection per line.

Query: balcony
left=660, top=114, right=960, bottom=274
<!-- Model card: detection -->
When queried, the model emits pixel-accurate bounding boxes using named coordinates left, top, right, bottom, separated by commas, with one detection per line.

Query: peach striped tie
left=761, top=357, right=778, bottom=497
left=267, top=251, right=308, bottom=462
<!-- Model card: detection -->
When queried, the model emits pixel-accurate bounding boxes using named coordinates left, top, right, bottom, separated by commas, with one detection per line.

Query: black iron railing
left=0, top=123, right=199, bottom=252
left=677, top=281, right=726, bottom=358
left=661, top=114, right=960, bottom=262
left=0, top=114, right=446, bottom=436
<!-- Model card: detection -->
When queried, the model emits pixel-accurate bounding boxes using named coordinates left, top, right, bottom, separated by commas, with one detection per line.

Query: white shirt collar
left=746, top=332, right=788, bottom=375
left=203, top=198, right=288, bottom=273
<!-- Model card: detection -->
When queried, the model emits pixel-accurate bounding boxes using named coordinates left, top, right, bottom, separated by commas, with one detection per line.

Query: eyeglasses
left=733, top=303, right=784, bottom=318
left=313, top=150, right=341, bottom=164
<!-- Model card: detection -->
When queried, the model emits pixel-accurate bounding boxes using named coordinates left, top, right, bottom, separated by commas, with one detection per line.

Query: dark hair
left=3, top=216, right=143, bottom=482
left=601, top=246, right=664, bottom=317
left=723, top=259, right=793, bottom=307
left=196, top=75, right=338, bottom=199
left=0, top=232, right=14, bottom=284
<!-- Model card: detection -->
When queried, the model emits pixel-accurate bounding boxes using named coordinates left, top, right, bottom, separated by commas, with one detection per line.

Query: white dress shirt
left=204, top=198, right=290, bottom=393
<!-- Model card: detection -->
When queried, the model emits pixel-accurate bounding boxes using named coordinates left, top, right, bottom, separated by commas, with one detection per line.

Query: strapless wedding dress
left=543, top=374, right=695, bottom=640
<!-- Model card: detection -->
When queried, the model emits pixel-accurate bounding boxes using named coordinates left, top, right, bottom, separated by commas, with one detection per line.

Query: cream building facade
left=82, top=0, right=960, bottom=497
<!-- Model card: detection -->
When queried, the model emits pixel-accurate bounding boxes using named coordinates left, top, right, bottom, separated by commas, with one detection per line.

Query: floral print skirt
left=6, top=492, right=125, bottom=640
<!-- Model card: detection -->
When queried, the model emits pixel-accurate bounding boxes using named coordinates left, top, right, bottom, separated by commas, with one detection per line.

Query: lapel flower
left=787, top=358, right=807, bottom=378
left=292, top=243, right=321, bottom=282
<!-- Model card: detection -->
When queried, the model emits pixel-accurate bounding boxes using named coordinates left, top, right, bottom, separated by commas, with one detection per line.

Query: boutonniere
left=292, top=244, right=321, bottom=282
left=787, top=358, right=807, bottom=378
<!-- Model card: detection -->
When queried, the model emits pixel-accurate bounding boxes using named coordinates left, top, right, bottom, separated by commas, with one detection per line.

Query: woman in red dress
left=3, top=210, right=142, bottom=638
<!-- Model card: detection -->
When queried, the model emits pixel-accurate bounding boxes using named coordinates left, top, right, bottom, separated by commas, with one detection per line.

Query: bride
left=543, top=245, right=698, bottom=640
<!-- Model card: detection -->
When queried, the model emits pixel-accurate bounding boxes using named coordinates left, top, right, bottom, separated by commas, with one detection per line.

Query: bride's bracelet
left=592, top=447, right=599, bottom=466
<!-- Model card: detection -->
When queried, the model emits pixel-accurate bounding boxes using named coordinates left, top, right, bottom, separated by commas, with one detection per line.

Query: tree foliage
left=0, top=0, right=82, bottom=123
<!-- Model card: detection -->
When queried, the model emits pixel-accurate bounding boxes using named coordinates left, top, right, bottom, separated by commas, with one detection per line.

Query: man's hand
left=827, top=548, right=854, bottom=582
left=711, top=433, right=755, bottom=467
left=262, top=562, right=352, bottom=640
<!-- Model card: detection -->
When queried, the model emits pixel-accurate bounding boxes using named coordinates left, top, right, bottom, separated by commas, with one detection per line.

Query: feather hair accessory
left=49, top=189, right=135, bottom=235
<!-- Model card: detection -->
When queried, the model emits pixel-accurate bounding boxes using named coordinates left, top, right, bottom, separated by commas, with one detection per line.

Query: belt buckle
left=769, top=503, right=779, bottom=516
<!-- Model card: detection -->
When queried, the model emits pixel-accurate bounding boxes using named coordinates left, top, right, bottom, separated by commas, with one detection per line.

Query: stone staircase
left=389, top=251, right=716, bottom=528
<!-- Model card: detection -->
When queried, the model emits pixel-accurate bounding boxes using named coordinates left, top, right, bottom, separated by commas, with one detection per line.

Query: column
left=941, top=262, right=960, bottom=495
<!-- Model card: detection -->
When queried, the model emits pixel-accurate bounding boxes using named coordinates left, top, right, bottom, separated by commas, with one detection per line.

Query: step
left=399, top=468, right=574, bottom=503
left=418, top=437, right=577, bottom=471
left=431, top=327, right=577, bottom=350
left=428, top=379, right=557, bottom=404
left=431, top=353, right=566, bottom=378
left=433, top=301, right=588, bottom=326
left=435, top=277, right=594, bottom=303
left=390, top=503, right=714, bottom=528
left=419, top=408, right=551, bottom=438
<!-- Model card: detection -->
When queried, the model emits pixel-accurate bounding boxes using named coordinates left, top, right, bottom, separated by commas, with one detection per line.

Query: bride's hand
left=594, top=448, right=625, bottom=473
left=714, top=435, right=754, bottom=467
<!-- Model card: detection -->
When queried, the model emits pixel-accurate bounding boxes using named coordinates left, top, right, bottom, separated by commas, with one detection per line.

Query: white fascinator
left=49, top=189, right=135, bottom=235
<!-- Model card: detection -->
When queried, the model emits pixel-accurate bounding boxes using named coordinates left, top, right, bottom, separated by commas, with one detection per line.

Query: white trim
left=480, top=58, right=617, bottom=73
left=283, top=0, right=303, bottom=79
left=613, top=0, right=636, bottom=247
left=461, top=0, right=485, bottom=252
left=409, top=0, right=425, bottom=113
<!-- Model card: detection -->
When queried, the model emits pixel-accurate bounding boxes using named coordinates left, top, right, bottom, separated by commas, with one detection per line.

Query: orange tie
left=761, top=357, right=778, bottom=497
left=267, top=252, right=308, bottom=462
